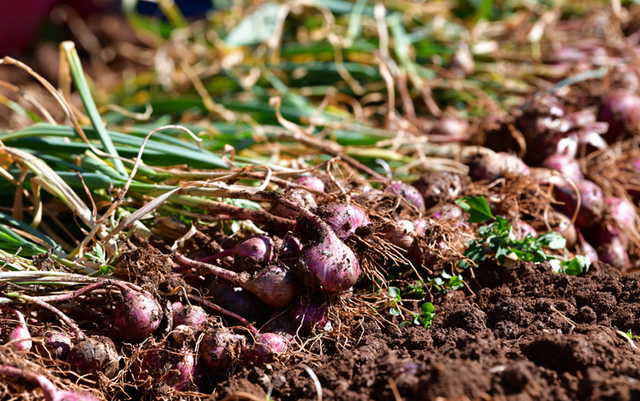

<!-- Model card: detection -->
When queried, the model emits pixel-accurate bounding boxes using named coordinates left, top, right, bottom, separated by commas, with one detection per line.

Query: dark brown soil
left=209, top=261, right=640, bottom=401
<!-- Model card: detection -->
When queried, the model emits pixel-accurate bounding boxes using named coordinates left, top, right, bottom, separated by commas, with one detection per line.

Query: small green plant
left=456, top=196, right=591, bottom=276
left=387, top=286, right=435, bottom=329
left=624, top=329, right=640, bottom=341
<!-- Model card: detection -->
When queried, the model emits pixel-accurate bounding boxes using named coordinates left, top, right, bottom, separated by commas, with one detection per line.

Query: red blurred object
left=0, top=0, right=112, bottom=56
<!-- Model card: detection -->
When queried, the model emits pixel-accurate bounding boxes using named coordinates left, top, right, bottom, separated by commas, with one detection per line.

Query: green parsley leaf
left=455, top=196, right=495, bottom=223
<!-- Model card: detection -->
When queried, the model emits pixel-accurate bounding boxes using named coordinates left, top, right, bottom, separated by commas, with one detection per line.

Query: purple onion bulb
left=541, top=153, right=583, bottom=182
left=242, top=332, right=288, bottom=366
left=318, top=203, right=370, bottom=241
left=303, top=233, right=360, bottom=293
left=553, top=179, right=604, bottom=228
left=234, top=235, right=274, bottom=262
left=288, top=298, right=331, bottom=333
left=8, top=309, right=31, bottom=352
left=295, top=176, right=325, bottom=192
left=605, top=197, right=636, bottom=227
left=386, top=182, right=426, bottom=212
left=201, top=329, right=246, bottom=371
left=69, top=336, right=119, bottom=379
left=37, top=330, right=72, bottom=360
left=172, top=304, right=208, bottom=332
left=380, top=220, right=415, bottom=250
left=112, top=287, right=163, bottom=343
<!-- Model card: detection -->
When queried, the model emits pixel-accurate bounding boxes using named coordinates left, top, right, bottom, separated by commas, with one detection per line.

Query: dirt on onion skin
left=209, top=261, right=640, bottom=401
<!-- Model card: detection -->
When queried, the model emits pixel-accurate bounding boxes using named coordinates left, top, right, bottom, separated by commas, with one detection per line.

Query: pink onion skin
left=260, top=315, right=295, bottom=341
left=541, top=153, right=583, bottom=182
left=295, top=176, right=325, bottom=193
left=413, top=219, right=433, bottom=236
left=36, top=330, right=72, bottom=360
left=553, top=180, right=604, bottom=228
left=112, top=288, right=163, bottom=343
left=596, top=236, right=629, bottom=272
left=235, top=236, right=274, bottom=262
left=598, top=89, right=640, bottom=142
left=470, top=152, right=530, bottom=182
left=172, top=304, right=208, bottom=332
left=318, top=203, right=370, bottom=242
left=242, top=333, right=288, bottom=366
left=245, top=265, right=298, bottom=309
left=514, top=221, right=538, bottom=241
left=8, top=310, right=31, bottom=352
left=282, top=234, right=303, bottom=255
left=302, top=232, right=361, bottom=293
left=578, top=231, right=599, bottom=262
left=386, top=182, right=426, bottom=212
left=201, top=330, right=246, bottom=371
left=69, top=336, right=119, bottom=379
left=605, top=197, right=636, bottom=227
left=380, top=220, right=415, bottom=250
left=430, top=204, right=465, bottom=222
left=133, top=344, right=195, bottom=391
left=287, top=298, right=330, bottom=334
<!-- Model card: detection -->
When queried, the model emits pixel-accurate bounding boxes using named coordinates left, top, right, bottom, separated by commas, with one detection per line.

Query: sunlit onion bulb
left=69, top=336, right=119, bottom=379
left=172, top=304, right=208, bottom=332
left=242, top=333, right=288, bottom=366
left=380, top=220, right=415, bottom=250
left=605, top=197, right=636, bottom=227
left=470, top=152, right=530, bottom=182
left=318, top=203, right=370, bottom=241
left=112, top=287, right=162, bottom=343
left=8, top=309, right=31, bottom=352
left=553, top=179, right=604, bottom=228
left=201, top=329, right=246, bottom=371
left=386, top=182, right=426, bottom=212
left=295, top=176, right=325, bottom=192
left=598, top=89, right=640, bottom=141
left=541, top=153, right=583, bottom=182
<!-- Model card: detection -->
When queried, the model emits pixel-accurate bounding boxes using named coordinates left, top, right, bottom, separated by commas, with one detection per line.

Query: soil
left=209, top=261, right=640, bottom=401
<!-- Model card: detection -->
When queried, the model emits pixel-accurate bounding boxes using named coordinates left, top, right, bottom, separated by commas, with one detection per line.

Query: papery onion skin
left=469, top=152, right=530, bottom=182
left=541, top=153, right=583, bottom=182
left=302, top=233, right=361, bottom=293
left=598, top=89, right=640, bottom=142
left=242, top=333, right=288, bottom=366
left=235, top=235, right=274, bottom=262
left=380, top=220, right=415, bottom=250
left=8, top=310, right=31, bottom=352
left=596, top=237, right=630, bottom=272
left=514, top=221, right=538, bottom=241
left=553, top=179, right=604, bottom=229
left=296, top=176, right=325, bottom=193
left=318, top=203, right=370, bottom=242
left=244, top=265, right=298, bottom=309
left=36, top=330, right=72, bottom=360
left=133, top=344, right=196, bottom=390
left=605, top=197, right=636, bottom=227
left=287, top=298, right=331, bottom=334
left=69, top=336, right=119, bottom=379
left=172, top=304, right=208, bottom=332
left=112, top=287, right=163, bottom=343
left=270, top=189, right=317, bottom=219
left=201, top=330, right=246, bottom=371
left=386, top=182, right=426, bottom=212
